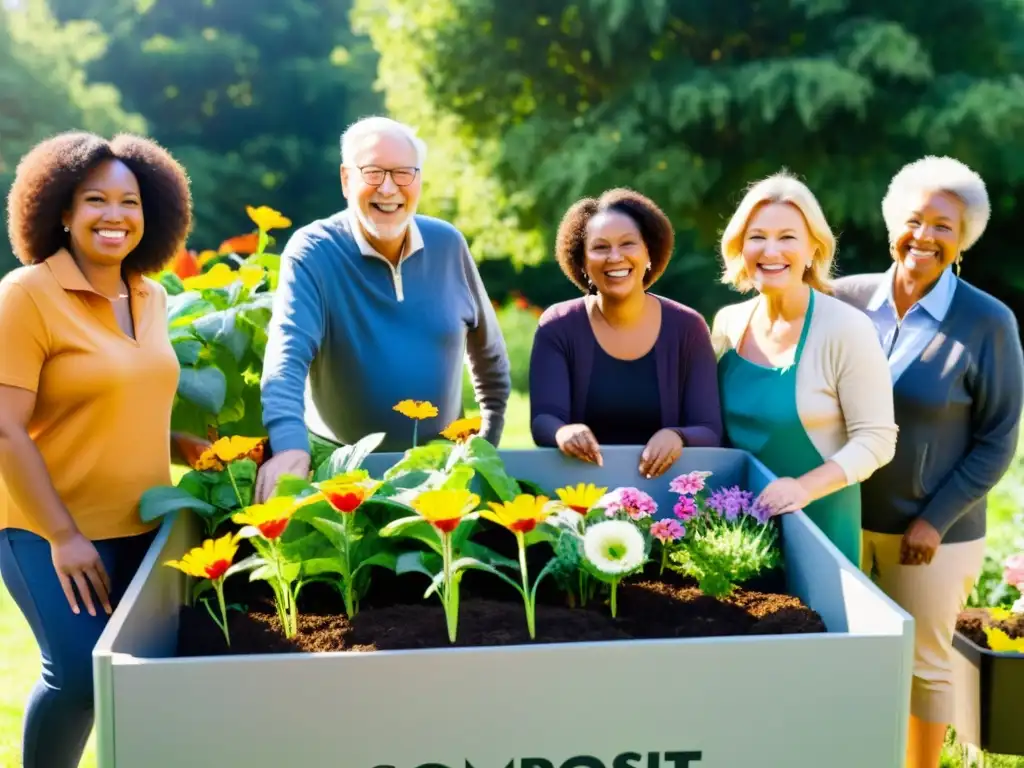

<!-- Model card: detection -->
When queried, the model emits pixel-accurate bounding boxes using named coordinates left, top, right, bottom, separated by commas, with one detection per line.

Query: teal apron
left=717, top=290, right=861, bottom=564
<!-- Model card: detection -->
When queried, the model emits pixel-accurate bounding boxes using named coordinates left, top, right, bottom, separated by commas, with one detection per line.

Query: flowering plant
left=233, top=496, right=305, bottom=637
left=139, top=435, right=268, bottom=535
left=287, top=469, right=393, bottom=617
left=663, top=472, right=780, bottom=598
left=479, top=495, right=561, bottom=638
left=380, top=488, right=490, bottom=642
left=579, top=519, right=649, bottom=617
left=164, top=532, right=245, bottom=646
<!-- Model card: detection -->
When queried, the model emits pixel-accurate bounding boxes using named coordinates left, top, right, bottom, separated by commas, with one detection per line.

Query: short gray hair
left=881, top=156, right=990, bottom=251
left=340, top=116, right=427, bottom=168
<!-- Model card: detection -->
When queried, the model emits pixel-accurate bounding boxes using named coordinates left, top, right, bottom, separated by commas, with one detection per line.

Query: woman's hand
left=555, top=423, right=603, bottom=466
left=639, top=429, right=683, bottom=478
left=50, top=531, right=112, bottom=616
left=900, top=518, right=941, bottom=565
left=755, top=477, right=811, bottom=516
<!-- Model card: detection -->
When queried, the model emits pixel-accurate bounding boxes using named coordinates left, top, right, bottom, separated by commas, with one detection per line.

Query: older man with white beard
left=255, top=116, right=511, bottom=501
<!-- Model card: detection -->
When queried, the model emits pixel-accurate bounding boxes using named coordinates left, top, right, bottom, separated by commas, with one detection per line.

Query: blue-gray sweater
left=261, top=210, right=510, bottom=454
left=833, top=273, right=1024, bottom=543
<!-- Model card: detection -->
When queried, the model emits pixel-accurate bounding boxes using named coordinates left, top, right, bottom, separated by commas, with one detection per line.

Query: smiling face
left=891, top=190, right=963, bottom=285
left=340, top=130, right=422, bottom=245
left=741, top=202, right=815, bottom=296
left=583, top=210, right=649, bottom=300
left=61, top=159, right=144, bottom=269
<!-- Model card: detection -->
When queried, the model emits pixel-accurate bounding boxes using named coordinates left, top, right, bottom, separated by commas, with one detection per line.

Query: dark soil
left=956, top=607, right=1024, bottom=650
left=177, top=560, right=826, bottom=656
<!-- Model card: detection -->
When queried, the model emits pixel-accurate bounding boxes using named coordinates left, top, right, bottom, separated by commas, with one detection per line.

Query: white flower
left=583, top=520, right=646, bottom=576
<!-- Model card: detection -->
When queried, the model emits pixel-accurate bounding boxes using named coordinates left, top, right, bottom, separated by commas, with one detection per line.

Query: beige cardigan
left=711, top=290, right=899, bottom=485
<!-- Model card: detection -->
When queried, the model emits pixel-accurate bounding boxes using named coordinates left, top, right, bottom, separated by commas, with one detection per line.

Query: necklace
left=97, top=282, right=130, bottom=301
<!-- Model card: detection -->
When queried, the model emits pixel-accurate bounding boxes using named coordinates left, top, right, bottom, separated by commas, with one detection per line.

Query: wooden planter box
left=952, top=628, right=1024, bottom=756
left=92, top=447, right=914, bottom=768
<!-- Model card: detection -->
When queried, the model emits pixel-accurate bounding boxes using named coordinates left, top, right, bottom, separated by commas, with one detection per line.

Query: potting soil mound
left=177, top=567, right=826, bottom=656
left=956, top=607, right=1024, bottom=650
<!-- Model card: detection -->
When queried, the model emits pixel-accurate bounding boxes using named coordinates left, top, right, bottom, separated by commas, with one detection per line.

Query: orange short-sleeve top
left=0, top=249, right=180, bottom=541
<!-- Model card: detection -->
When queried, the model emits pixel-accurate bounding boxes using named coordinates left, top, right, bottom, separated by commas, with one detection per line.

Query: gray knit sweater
left=832, top=273, right=1024, bottom=543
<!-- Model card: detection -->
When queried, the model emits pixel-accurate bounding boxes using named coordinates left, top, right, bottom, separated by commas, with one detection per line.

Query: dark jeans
left=0, top=527, right=155, bottom=768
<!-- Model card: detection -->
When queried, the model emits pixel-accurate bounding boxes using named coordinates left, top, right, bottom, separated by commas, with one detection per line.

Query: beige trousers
left=861, top=530, right=987, bottom=723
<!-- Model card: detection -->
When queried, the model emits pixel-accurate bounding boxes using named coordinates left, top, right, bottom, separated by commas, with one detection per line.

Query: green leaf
left=308, top=432, right=340, bottom=470
left=210, top=481, right=242, bottom=511
left=158, top=272, right=185, bottom=295
left=167, top=292, right=216, bottom=326
left=178, top=364, right=227, bottom=413
left=460, top=436, right=520, bottom=501
left=139, top=485, right=217, bottom=522
left=313, top=432, right=386, bottom=481
left=173, top=338, right=204, bottom=366
left=352, top=551, right=398, bottom=576
left=193, top=307, right=252, bottom=362
left=394, top=550, right=440, bottom=579
left=383, top=442, right=453, bottom=479
left=273, top=473, right=319, bottom=498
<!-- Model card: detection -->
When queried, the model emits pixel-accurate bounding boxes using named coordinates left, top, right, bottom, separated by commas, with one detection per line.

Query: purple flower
left=651, top=518, right=685, bottom=543
left=673, top=496, right=698, bottom=521
left=669, top=471, right=712, bottom=496
left=603, top=487, right=658, bottom=520
left=747, top=499, right=773, bottom=525
left=705, top=486, right=753, bottom=522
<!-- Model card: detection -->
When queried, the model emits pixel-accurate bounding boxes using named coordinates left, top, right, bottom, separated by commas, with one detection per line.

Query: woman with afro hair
left=0, top=131, right=200, bottom=767
left=529, top=188, right=723, bottom=478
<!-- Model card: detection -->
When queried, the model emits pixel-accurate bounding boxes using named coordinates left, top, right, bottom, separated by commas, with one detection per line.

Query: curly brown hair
left=554, top=187, right=675, bottom=294
left=6, top=131, right=192, bottom=274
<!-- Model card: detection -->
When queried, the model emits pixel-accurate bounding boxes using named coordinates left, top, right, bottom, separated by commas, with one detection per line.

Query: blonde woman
left=710, top=171, right=898, bottom=564
left=833, top=157, right=1024, bottom=768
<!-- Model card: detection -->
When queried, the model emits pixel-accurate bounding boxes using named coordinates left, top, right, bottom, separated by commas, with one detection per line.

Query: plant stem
left=442, top=533, right=457, bottom=643
left=342, top=514, right=356, bottom=617
left=517, top=535, right=534, bottom=639
left=660, top=547, right=667, bottom=576
left=412, top=421, right=419, bottom=449
left=610, top=579, right=619, bottom=618
left=215, top=580, right=230, bottom=647
left=226, top=463, right=244, bottom=507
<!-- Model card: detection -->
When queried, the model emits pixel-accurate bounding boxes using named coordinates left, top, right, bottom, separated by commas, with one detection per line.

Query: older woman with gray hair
left=833, top=156, right=1024, bottom=768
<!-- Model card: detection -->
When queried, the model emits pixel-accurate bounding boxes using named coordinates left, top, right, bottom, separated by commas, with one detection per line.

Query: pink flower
left=1004, top=553, right=1024, bottom=589
left=673, top=496, right=698, bottom=521
left=603, top=487, right=658, bottom=520
left=669, top=471, right=712, bottom=496
left=651, top=518, right=685, bottom=543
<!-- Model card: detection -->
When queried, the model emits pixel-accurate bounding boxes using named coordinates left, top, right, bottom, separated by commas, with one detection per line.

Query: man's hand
left=255, top=449, right=311, bottom=503
left=901, top=518, right=942, bottom=565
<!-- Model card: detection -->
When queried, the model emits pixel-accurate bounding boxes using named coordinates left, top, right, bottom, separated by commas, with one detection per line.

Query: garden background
left=2, top=0, right=1024, bottom=766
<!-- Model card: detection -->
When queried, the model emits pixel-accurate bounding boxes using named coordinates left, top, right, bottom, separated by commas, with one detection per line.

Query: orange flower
left=441, top=416, right=482, bottom=443
left=410, top=489, right=480, bottom=534
left=393, top=399, right=438, bottom=420
left=218, top=232, right=259, bottom=255
left=164, top=532, right=240, bottom=581
left=194, top=436, right=267, bottom=471
left=170, top=247, right=200, bottom=279
left=314, top=472, right=381, bottom=514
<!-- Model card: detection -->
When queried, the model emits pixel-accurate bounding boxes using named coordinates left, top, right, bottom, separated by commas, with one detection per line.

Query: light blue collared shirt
left=863, top=263, right=958, bottom=382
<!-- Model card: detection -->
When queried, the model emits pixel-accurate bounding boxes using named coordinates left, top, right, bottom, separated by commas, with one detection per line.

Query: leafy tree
left=0, top=0, right=145, bottom=273
left=49, top=0, right=383, bottom=249
left=357, top=0, right=1024, bottom=317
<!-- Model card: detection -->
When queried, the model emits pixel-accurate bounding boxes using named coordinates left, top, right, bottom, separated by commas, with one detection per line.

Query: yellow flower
left=441, top=416, right=482, bottom=443
left=164, top=532, right=240, bottom=581
left=194, top=435, right=267, bottom=471
left=984, top=626, right=1024, bottom=653
left=313, top=471, right=382, bottom=514
left=410, top=489, right=480, bottom=534
left=182, top=263, right=265, bottom=291
left=232, top=496, right=300, bottom=540
left=555, top=483, right=608, bottom=515
left=196, top=249, right=219, bottom=266
left=394, top=399, right=439, bottom=420
left=482, top=494, right=554, bottom=534
left=989, top=606, right=1014, bottom=621
left=247, top=205, right=292, bottom=231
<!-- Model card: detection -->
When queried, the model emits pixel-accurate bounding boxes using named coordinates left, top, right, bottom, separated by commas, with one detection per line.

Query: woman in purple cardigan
left=529, top=188, right=723, bottom=478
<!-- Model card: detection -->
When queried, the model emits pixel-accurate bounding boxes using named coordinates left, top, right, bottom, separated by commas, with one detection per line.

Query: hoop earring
left=63, top=226, right=70, bottom=232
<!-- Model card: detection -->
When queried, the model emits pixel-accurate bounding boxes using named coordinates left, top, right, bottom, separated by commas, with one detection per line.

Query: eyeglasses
left=354, top=165, right=420, bottom=187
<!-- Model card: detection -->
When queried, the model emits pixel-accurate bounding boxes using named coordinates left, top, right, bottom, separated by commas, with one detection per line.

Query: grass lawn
left=0, top=389, right=1020, bottom=767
